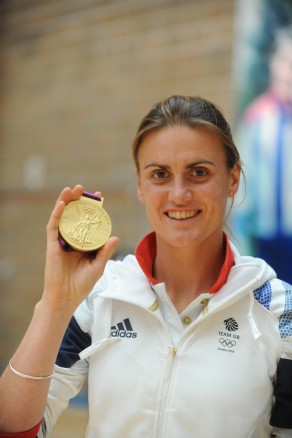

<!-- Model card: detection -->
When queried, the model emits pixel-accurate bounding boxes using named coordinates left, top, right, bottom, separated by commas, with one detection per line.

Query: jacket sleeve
left=270, top=281, right=292, bottom=431
left=270, top=352, right=292, bottom=430
left=42, top=316, right=90, bottom=435
left=272, top=427, right=292, bottom=437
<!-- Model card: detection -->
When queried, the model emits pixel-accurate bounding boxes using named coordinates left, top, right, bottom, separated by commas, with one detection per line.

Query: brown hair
left=132, top=95, right=241, bottom=171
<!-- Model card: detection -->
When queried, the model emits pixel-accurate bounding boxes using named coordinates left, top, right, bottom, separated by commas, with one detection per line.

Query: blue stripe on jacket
left=56, top=316, right=91, bottom=368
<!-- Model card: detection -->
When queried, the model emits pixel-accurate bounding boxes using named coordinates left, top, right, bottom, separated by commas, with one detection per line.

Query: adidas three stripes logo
left=111, top=318, right=137, bottom=338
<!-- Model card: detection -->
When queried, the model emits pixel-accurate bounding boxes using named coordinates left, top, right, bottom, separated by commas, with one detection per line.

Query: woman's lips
left=166, top=210, right=201, bottom=220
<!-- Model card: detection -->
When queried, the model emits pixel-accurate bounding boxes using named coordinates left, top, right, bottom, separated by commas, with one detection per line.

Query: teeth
left=167, top=211, right=196, bottom=220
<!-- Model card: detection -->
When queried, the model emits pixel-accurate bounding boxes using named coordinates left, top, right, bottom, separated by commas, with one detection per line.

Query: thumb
left=93, top=236, right=120, bottom=267
left=101, top=236, right=120, bottom=259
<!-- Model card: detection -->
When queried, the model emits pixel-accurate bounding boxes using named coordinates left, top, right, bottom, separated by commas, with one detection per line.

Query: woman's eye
left=153, top=170, right=167, bottom=179
left=192, top=168, right=208, bottom=177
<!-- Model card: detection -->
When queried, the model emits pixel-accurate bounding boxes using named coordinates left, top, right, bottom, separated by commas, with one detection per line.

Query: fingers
left=48, top=185, right=83, bottom=243
left=71, top=185, right=84, bottom=200
left=46, top=200, right=65, bottom=241
left=55, top=186, right=104, bottom=206
left=50, top=185, right=84, bottom=231
left=55, top=185, right=84, bottom=206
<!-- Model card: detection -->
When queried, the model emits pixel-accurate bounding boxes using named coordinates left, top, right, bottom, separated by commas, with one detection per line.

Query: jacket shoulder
left=254, top=278, right=292, bottom=341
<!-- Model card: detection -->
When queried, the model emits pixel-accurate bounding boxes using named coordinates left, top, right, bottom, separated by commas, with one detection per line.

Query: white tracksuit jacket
left=41, top=236, right=292, bottom=438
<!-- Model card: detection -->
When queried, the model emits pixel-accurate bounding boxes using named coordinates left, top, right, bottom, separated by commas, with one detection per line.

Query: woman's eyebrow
left=143, top=160, right=216, bottom=170
left=143, top=163, right=170, bottom=170
left=186, top=160, right=216, bottom=168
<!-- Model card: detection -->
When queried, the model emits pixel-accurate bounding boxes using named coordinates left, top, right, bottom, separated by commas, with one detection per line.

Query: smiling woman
left=136, top=126, right=240, bottom=250
left=0, top=96, right=291, bottom=438
left=134, top=97, right=241, bottom=308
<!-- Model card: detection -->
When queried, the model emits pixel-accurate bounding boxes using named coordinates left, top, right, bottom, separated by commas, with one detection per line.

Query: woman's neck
left=153, top=235, right=225, bottom=313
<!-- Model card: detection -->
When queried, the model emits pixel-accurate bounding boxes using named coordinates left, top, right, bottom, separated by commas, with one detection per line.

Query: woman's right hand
left=0, top=184, right=119, bottom=434
left=41, top=184, right=119, bottom=314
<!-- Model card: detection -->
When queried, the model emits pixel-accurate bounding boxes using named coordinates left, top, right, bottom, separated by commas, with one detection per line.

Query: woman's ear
left=136, top=173, right=144, bottom=203
left=229, top=162, right=241, bottom=197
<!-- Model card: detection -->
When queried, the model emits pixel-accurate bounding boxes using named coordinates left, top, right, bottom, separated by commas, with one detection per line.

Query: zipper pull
left=169, top=346, right=177, bottom=357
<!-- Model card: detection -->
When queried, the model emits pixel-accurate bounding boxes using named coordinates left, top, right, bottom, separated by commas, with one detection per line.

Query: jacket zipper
left=156, top=345, right=177, bottom=437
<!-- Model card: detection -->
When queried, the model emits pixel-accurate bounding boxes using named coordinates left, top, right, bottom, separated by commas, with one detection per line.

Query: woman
left=0, top=96, right=291, bottom=437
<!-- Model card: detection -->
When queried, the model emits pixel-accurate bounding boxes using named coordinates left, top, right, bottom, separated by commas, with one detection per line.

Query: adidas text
left=111, top=330, right=137, bottom=338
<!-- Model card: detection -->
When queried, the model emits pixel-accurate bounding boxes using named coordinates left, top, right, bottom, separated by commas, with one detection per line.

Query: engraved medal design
left=59, top=194, right=112, bottom=252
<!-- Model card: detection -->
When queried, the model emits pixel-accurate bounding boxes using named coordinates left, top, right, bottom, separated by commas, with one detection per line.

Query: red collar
left=135, top=232, right=234, bottom=293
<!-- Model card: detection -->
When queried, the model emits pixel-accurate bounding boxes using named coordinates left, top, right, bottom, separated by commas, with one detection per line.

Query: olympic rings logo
left=219, top=338, right=236, bottom=348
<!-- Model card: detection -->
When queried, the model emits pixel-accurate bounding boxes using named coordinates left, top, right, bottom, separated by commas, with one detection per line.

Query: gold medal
left=59, top=194, right=112, bottom=252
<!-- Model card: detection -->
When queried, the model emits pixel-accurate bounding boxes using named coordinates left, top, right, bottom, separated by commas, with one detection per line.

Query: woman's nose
left=168, top=179, right=192, bottom=203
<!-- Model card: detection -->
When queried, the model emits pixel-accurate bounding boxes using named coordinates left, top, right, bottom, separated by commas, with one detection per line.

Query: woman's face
left=136, top=125, right=240, bottom=249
